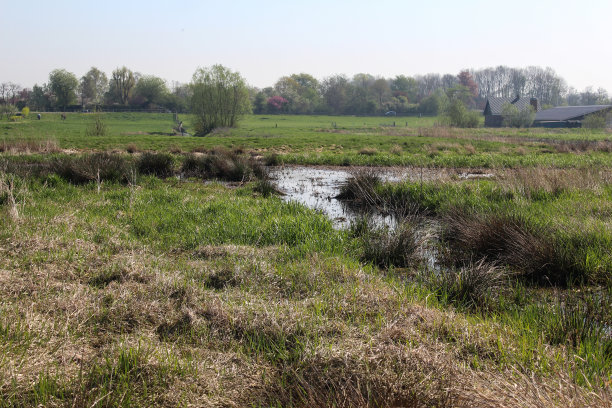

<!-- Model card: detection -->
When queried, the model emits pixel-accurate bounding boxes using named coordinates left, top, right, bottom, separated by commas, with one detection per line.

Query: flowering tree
left=266, top=95, right=288, bottom=113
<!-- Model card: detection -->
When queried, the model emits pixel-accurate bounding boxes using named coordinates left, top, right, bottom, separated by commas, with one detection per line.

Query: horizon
left=1, top=0, right=611, bottom=93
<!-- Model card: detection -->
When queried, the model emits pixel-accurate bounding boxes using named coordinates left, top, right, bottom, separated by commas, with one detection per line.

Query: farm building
left=483, top=96, right=539, bottom=127
left=533, top=105, right=612, bottom=128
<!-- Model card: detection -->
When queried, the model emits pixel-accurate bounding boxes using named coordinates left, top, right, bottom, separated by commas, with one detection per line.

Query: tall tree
left=111, top=66, right=136, bottom=105
left=134, top=75, right=168, bottom=106
left=48, top=69, right=78, bottom=110
left=321, top=75, right=350, bottom=114
left=190, top=65, right=251, bottom=135
left=80, top=67, right=108, bottom=107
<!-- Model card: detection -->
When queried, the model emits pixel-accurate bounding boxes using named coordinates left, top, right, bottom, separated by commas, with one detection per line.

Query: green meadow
left=3, top=112, right=612, bottom=167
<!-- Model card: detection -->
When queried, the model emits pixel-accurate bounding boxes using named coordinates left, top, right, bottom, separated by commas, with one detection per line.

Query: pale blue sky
left=1, top=0, right=611, bottom=92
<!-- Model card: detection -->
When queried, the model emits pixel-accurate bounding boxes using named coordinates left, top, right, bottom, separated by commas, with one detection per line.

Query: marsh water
left=269, top=166, right=408, bottom=228
left=269, top=165, right=493, bottom=229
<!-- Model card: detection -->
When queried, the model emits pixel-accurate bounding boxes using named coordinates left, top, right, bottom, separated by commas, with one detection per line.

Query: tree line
left=0, top=65, right=610, bottom=115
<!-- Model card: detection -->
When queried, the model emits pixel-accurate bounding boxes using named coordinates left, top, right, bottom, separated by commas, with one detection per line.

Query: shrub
left=501, top=103, right=535, bottom=128
left=136, top=152, right=174, bottom=178
left=21, top=107, right=30, bottom=118
left=181, top=152, right=263, bottom=182
left=264, top=153, right=281, bottom=166
left=443, top=99, right=480, bottom=128
left=51, top=153, right=129, bottom=184
left=125, top=143, right=139, bottom=154
left=582, top=111, right=611, bottom=129
left=85, top=115, right=108, bottom=137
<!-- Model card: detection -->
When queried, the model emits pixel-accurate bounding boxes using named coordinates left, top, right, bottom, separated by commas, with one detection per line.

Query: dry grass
left=358, top=147, right=378, bottom=156
left=553, top=139, right=612, bottom=153
left=390, top=144, right=403, bottom=155
left=0, top=138, right=61, bottom=154
left=441, top=208, right=571, bottom=284
left=0, top=181, right=609, bottom=407
left=500, top=167, right=612, bottom=198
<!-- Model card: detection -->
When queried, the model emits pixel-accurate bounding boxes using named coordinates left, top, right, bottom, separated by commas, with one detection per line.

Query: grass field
left=1, top=113, right=611, bottom=406
left=3, top=112, right=612, bottom=167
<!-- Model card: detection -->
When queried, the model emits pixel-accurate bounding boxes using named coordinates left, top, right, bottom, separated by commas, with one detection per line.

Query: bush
left=181, top=152, right=262, bottom=182
left=443, top=99, right=479, bottom=128
left=501, top=103, right=534, bottom=128
left=582, top=111, right=610, bottom=129
left=52, top=153, right=129, bottom=184
left=21, top=107, right=30, bottom=118
left=137, top=153, right=174, bottom=178
left=85, top=115, right=107, bottom=137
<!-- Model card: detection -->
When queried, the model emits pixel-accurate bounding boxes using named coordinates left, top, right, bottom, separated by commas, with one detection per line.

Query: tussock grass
left=52, top=152, right=130, bottom=184
left=136, top=152, right=174, bottom=178
left=351, top=217, right=420, bottom=269
left=441, top=208, right=571, bottom=284
left=425, top=258, right=508, bottom=311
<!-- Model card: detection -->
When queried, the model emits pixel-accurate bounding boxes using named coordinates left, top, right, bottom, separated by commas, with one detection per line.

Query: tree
left=80, top=67, right=108, bottom=107
left=134, top=75, right=168, bottom=106
left=48, top=69, right=78, bottom=110
left=190, top=65, right=251, bottom=135
left=371, top=78, right=390, bottom=110
left=321, top=75, right=350, bottom=114
left=0, top=104, right=16, bottom=120
left=29, top=84, right=51, bottom=111
left=111, top=66, right=136, bottom=105
left=390, top=75, right=418, bottom=102
left=267, top=95, right=288, bottom=113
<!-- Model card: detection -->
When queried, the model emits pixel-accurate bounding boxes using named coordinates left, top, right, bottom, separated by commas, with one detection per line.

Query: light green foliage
left=0, top=103, right=16, bottom=120
left=80, top=67, right=108, bottom=107
left=48, top=68, right=79, bottom=109
left=85, top=115, right=107, bottom=137
left=190, top=65, right=251, bottom=135
left=21, top=107, right=30, bottom=118
left=582, top=110, right=611, bottom=129
left=443, top=99, right=480, bottom=128
left=501, top=102, right=535, bottom=128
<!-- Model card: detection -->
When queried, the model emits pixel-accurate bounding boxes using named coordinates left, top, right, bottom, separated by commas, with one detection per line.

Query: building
left=533, top=105, right=612, bottom=128
left=483, top=96, right=539, bottom=127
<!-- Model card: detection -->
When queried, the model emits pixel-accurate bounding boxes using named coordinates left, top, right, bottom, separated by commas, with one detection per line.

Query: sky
left=1, top=0, right=611, bottom=92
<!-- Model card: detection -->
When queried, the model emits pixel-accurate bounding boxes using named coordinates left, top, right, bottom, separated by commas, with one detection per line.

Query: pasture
left=0, top=112, right=611, bottom=407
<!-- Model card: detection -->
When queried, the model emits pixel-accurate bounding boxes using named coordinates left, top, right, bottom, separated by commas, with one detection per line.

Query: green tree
left=29, top=84, right=50, bottom=111
left=190, top=65, right=251, bottom=135
left=48, top=69, right=78, bottom=110
left=134, top=75, right=168, bottom=106
left=111, top=66, right=136, bottom=105
left=371, top=78, right=390, bottom=110
left=0, top=104, right=16, bottom=120
left=390, top=75, right=418, bottom=102
left=80, top=67, right=108, bottom=108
